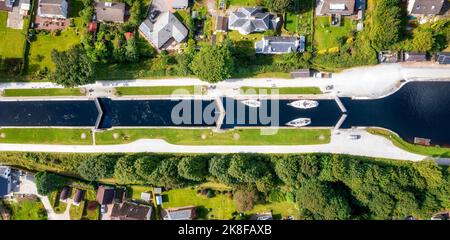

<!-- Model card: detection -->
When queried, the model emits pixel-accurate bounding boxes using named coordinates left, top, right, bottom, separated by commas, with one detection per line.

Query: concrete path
left=0, top=129, right=426, bottom=161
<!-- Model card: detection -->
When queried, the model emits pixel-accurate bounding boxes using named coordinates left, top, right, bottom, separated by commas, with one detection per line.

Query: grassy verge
left=2, top=88, right=84, bottom=97
left=0, top=128, right=93, bottom=145
left=367, top=128, right=450, bottom=157
left=95, top=128, right=331, bottom=145
left=115, top=86, right=197, bottom=96
left=240, top=87, right=322, bottom=95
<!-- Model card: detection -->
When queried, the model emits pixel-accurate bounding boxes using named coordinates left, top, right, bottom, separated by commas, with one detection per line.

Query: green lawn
left=2, top=88, right=84, bottom=97
left=240, top=87, right=322, bottom=95
left=314, top=16, right=355, bottom=51
left=48, top=191, right=68, bottom=214
left=367, top=128, right=450, bottom=157
left=227, top=0, right=259, bottom=7
left=0, top=11, right=26, bottom=59
left=95, top=128, right=331, bottom=145
left=5, top=198, right=48, bottom=220
left=129, top=185, right=153, bottom=200
left=115, top=86, right=198, bottom=96
left=0, top=128, right=93, bottom=145
left=69, top=201, right=85, bottom=220
left=28, top=0, right=84, bottom=73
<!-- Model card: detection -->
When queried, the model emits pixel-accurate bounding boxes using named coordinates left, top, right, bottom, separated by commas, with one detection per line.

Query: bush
left=233, top=185, right=259, bottom=212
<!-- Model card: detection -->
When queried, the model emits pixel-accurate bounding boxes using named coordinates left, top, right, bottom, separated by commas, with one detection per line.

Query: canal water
left=0, top=82, right=449, bottom=146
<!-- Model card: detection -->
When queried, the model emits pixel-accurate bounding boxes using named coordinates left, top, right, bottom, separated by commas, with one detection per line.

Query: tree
left=296, top=180, right=351, bottom=220
left=129, top=0, right=145, bottom=27
left=273, top=155, right=299, bottom=187
left=264, top=0, right=293, bottom=13
left=51, top=45, right=95, bottom=87
left=148, top=158, right=187, bottom=188
left=79, top=6, right=94, bottom=26
left=134, top=156, right=161, bottom=180
left=209, top=155, right=238, bottom=185
left=77, top=155, right=116, bottom=181
left=233, top=185, right=259, bottom=212
left=125, top=36, right=139, bottom=62
left=35, top=172, right=67, bottom=196
left=177, top=156, right=208, bottom=181
left=369, top=0, right=402, bottom=51
left=228, top=154, right=269, bottom=183
left=190, top=44, right=234, bottom=83
left=412, top=28, right=434, bottom=52
left=114, top=156, right=141, bottom=184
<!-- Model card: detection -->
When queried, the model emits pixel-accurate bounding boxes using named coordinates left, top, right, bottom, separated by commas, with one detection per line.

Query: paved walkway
left=0, top=129, right=426, bottom=161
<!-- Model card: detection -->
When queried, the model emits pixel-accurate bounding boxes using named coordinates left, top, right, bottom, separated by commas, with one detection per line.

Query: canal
left=0, top=82, right=449, bottom=146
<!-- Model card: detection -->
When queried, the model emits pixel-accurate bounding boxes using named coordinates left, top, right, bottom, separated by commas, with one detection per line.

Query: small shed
left=154, top=187, right=162, bottom=195
left=141, top=192, right=152, bottom=203
left=291, top=69, right=311, bottom=78
left=215, top=15, right=228, bottom=32
left=73, top=189, right=85, bottom=206
left=59, top=186, right=70, bottom=202
left=88, top=22, right=97, bottom=33
left=155, top=194, right=163, bottom=206
left=404, top=52, right=427, bottom=62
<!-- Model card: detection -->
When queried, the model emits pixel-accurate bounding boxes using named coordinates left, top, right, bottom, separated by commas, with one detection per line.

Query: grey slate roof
left=437, top=52, right=450, bottom=64
left=110, top=202, right=152, bottom=220
left=0, top=166, right=11, bottom=197
left=95, top=1, right=125, bottom=23
left=171, top=0, right=189, bottom=9
left=409, top=0, right=444, bottom=15
left=38, top=0, right=67, bottom=18
left=139, top=11, right=188, bottom=49
left=228, top=7, right=280, bottom=35
left=255, top=36, right=301, bottom=54
left=318, top=0, right=356, bottom=16
left=0, top=178, right=9, bottom=197
left=161, top=206, right=196, bottom=220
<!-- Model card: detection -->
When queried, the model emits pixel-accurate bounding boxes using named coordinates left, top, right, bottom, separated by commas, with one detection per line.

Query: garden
left=314, top=16, right=356, bottom=52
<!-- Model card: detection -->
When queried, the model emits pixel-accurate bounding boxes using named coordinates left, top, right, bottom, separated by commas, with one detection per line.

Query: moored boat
left=241, top=99, right=261, bottom=108
left=288, top=100, right=319, bottom=109
left=286, top=118, right=311, bottom=127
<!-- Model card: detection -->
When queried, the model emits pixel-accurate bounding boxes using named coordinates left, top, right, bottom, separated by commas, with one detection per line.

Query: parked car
left=348, top=134, right=361, bottom=140
left=299, top=36, right=305, bottom=53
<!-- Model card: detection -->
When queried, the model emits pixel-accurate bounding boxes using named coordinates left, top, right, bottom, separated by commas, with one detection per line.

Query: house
left=96, top=185, right=116, bottom=205
left=94, top=1, right=126, bottom=23
left=255, top=36, right=302, bottom=54
left=215, top=15, right=228, bottom=33
left=250, top=211, right=273, bottom=220
left=59, top=186, right=70, bottom=202
left=113, top=187, right=126, bottom=203
left=73, top=189, right=85, bottom=206
left=291, top=69, right=311, bottom=78
left=0, top=0, right=15, bottom=10
left=404, top=52, right=427, bottom=62
left=161, top=206, right=196, bottom=220
left=437, top=52, right=450, bottom=64
left=171, top=0, right=189, bottom=9
left=110, top=201, right=152, bottom=220
left=228, top=7, right=280, bottom=35
left=407, top=0, right=445, bottom=16
left=37, top=0, right=68, bottom=19
left=139, top=11, right=189, bottom=50
left=316, top=0, right=356, bottom=16
left=0, top=166, right=12, bottom=198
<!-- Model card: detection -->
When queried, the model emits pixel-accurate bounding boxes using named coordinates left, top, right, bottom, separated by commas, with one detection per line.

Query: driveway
left=6, top=6, right=23, bottom=30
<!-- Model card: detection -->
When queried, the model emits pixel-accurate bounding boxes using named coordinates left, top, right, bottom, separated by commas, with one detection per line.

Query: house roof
left=59, top=186, right=70, bottom=200
left=73, top=189, right=85, bottom=204
left=96, top=186, right=116, bottom=205
left=38, top=0, right=67, bottom=17
left=0, top=178, right=9, bottom=197
left=94, top=1, right=125, bottom=22
left=161, top=206, right=196, bottom=220
left=138, top=11, right=188, bottom=49
left=255, top=36, right=301, bottom=54
left=216, top=15, right=228, bottom=32
left=437, top=52, right=450, bottom=64
left=114, top=188, right=125, bottom=203
left=409, top=0, right=444, bottom=15
left=291, top=69, right=311, bottom=78
left=228, top=7, right=279, bottom=34
left=318, top=0, right=356, bottom=15
left=110, top=202, right=152, bottom=220
left=404, top=52, right=427, bottom=62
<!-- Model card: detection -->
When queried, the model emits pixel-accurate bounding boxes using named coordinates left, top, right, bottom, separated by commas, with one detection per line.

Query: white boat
left=241, top=99, right=261, bottom=108
left=288, top=100, right=319, bottom=109
left=286, top=118, right=311, bottom=127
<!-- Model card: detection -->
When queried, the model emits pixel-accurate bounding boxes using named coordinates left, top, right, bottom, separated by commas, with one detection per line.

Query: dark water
left=1, top=82, right=450, bottom=145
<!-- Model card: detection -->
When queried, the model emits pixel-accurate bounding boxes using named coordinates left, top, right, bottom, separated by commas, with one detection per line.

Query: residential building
left=250, top=211, right=273, bottom=220
left=73, top=189, right=85, bottom=206
left=96, top=185, right=116, bottom=205
left=171, top=0, right=189, bottom=9
left=110, top=201, right=152, bottom=220
left=407, top=0, right=445, bottom=16
left=228, top=7, right=280, bottom=35
left=161, top=206, right=196, bottom=220
left=37, top=0, right=68, bottom=19
left=215, top=15, right=228, bottom=33
left=113, top=187, right=126, bottom=203
left=0, top=0, right=15, bottom=9
left=255, top=36, right=302, bottom=54
left=139, top=11, right=189, bottom=50
left=403, top=52, right=427, bottom=62
left=437, top=52, right=450, bottom=64
left=94, top=1, right=126, bottom=23
left=317, top=0, right=356, bottom=16
left=59, top=186, right=70, bottom=202
left=0, top=166, right=12, bottom=198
